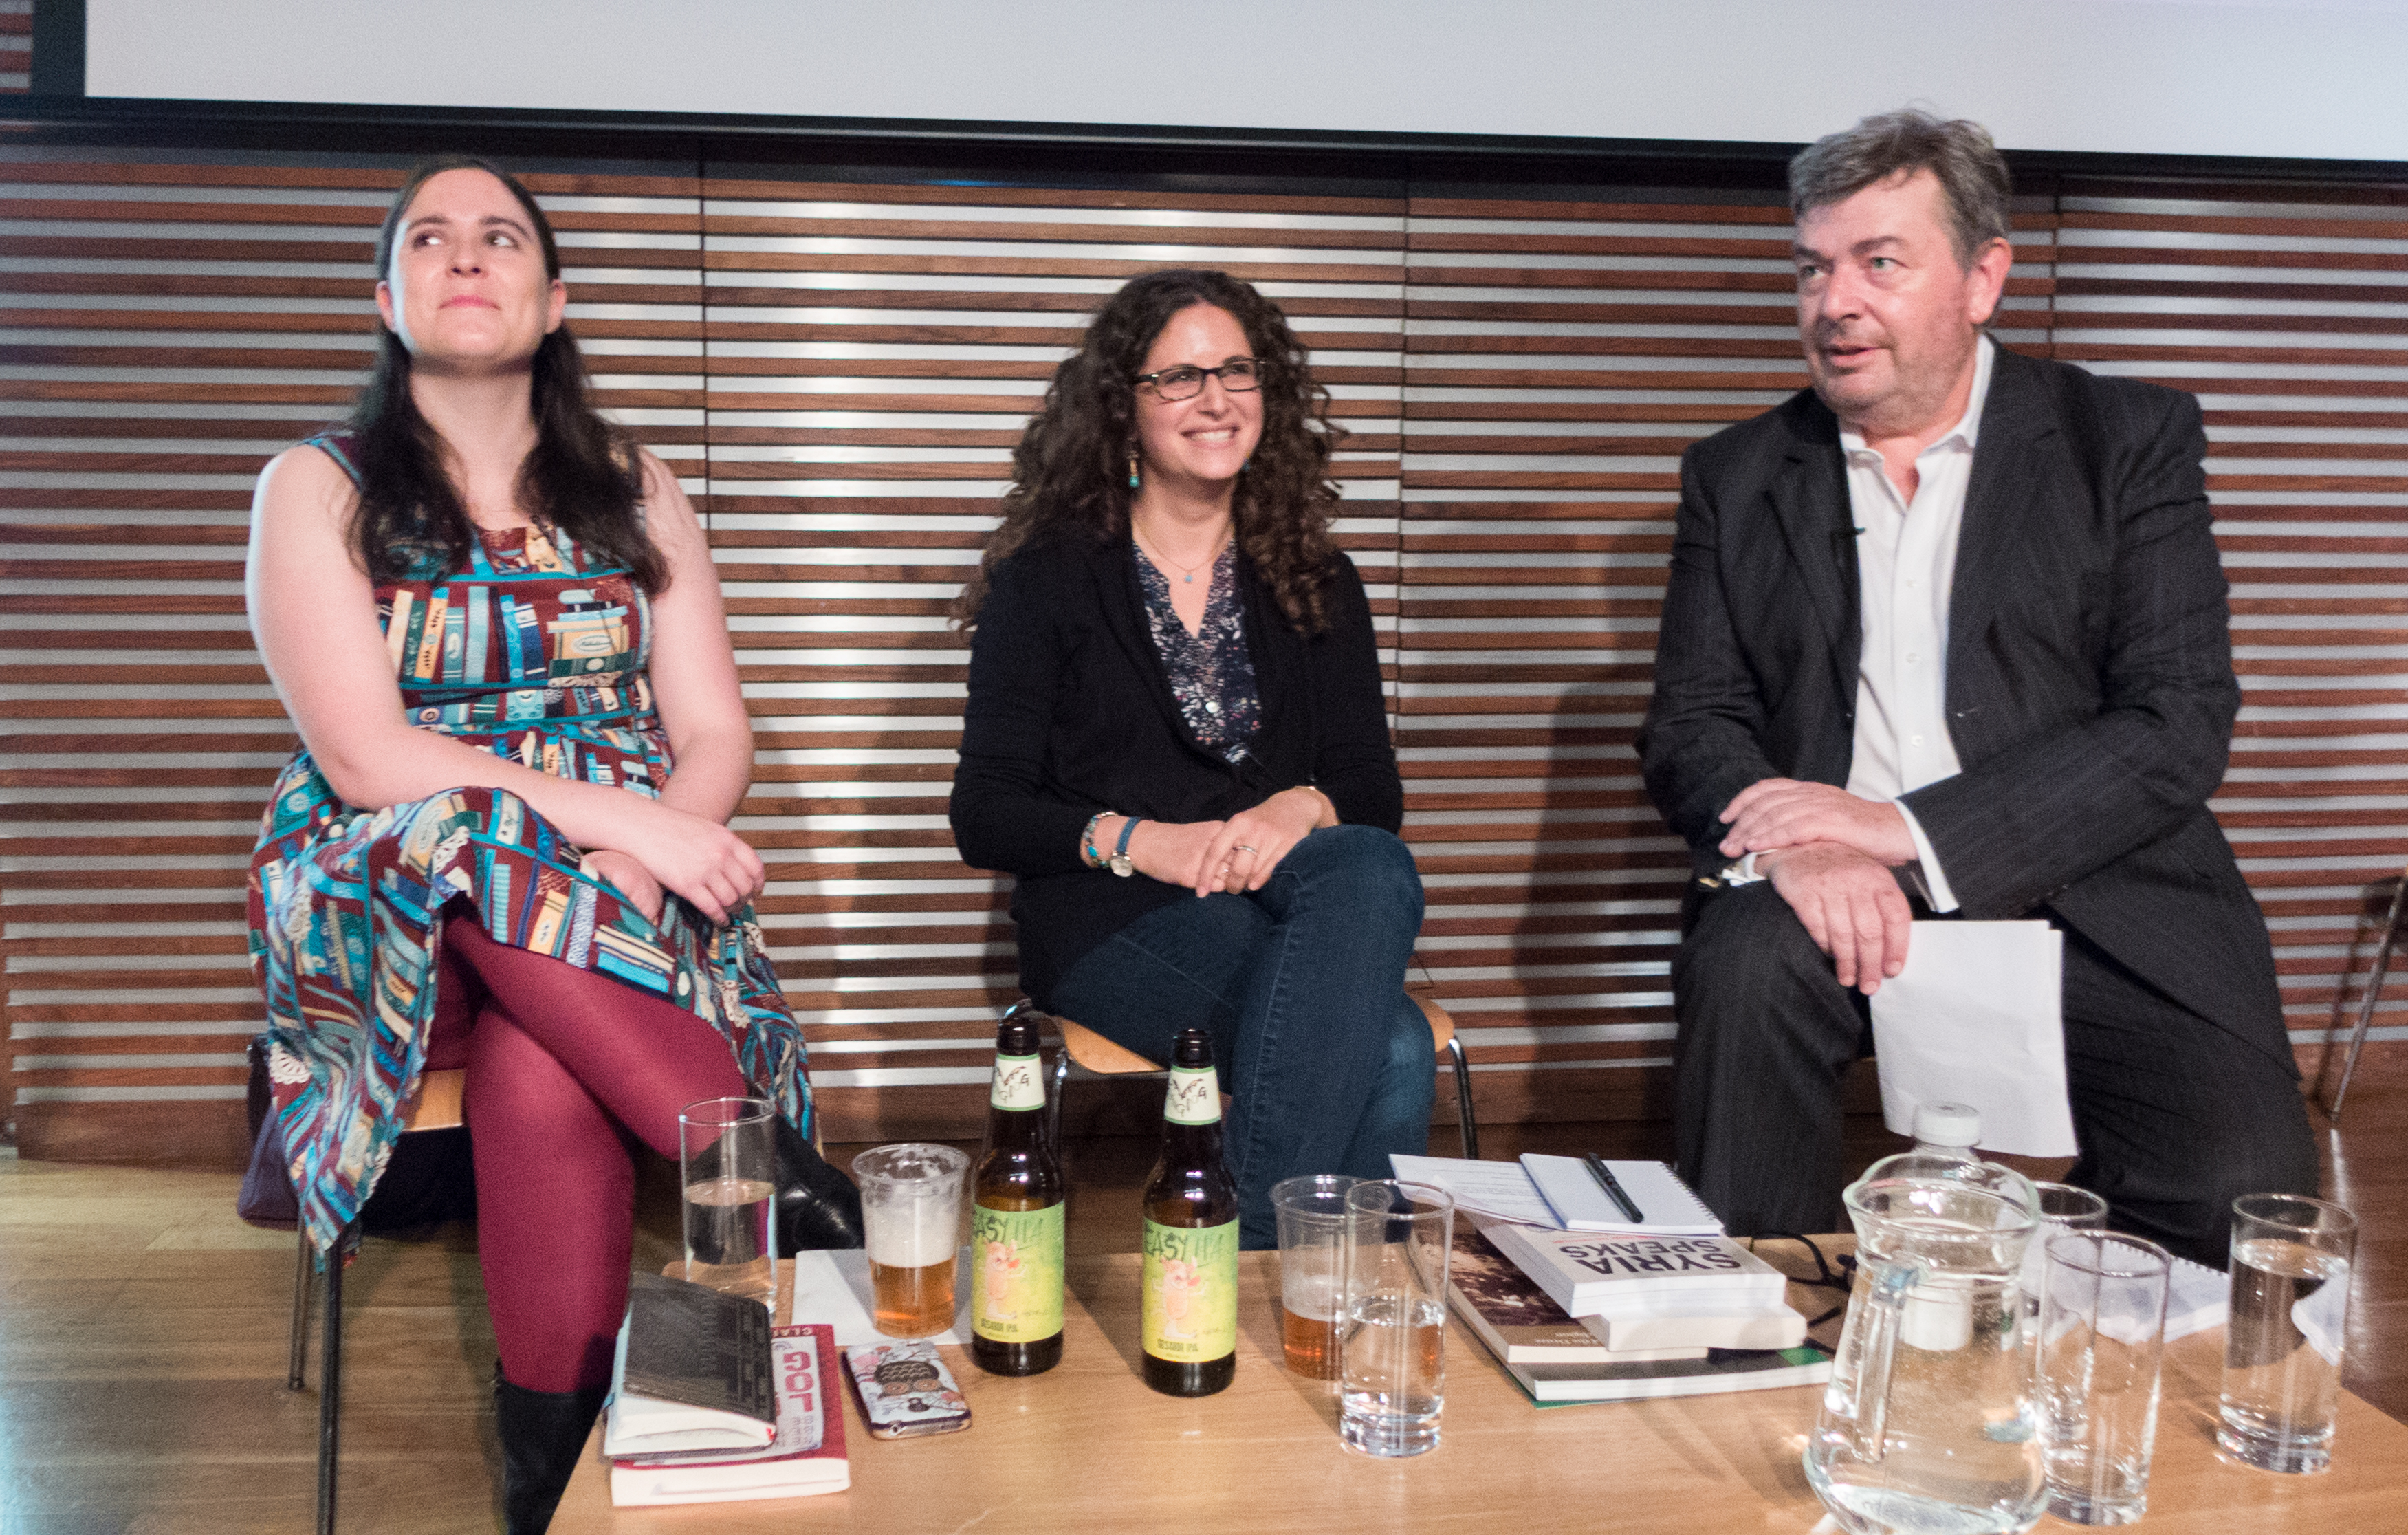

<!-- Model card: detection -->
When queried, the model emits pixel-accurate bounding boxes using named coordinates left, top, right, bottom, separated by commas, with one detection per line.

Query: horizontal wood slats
left=3, top=144, right=2403, bottom=1157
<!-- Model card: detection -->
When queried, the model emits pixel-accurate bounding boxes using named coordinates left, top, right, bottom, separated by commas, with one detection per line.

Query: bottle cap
left=1170, top=1027, right=1213, bottom=1070
left=996, top=1014, right=1040, bottom=1056
left=1912, top=1101, right=1982, bottom=1150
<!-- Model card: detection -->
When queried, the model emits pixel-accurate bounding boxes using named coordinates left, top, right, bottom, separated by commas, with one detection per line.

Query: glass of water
left=678, top=1096, right=778, bottom=1307
left=1338, top=1179, right=1454, bottom=1457
left=2039, top=1231, right=2171, bottom=1525
left=2020, top=1184, right=2110, bottom=1354
left=2218, top=1194, right=2358, bottom=1473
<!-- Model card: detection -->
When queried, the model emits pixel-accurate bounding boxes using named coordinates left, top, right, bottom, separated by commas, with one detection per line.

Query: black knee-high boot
left=774, top=1117, right=864, bottom=1250
left=495, top=1373, right=606, bottom=1534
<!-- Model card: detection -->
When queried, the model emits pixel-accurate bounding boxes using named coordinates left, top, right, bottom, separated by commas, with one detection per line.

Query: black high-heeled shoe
left=774, top=1117, right=864, bottom=1251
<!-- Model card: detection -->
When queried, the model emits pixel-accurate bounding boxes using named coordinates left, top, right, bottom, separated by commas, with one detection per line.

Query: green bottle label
left=1163, top=1065, right=1220, bottom=1125
left=989, top=1050, right=1045, bottom=1111
left=1141, top=1217, right=1239, bottom=1362
left=971, top=1203, right=1064, bottom=1344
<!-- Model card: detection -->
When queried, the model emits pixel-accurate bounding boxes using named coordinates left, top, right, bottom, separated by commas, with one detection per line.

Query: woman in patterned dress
left=245, top=158, right=853, bottom=1533
left=949, top=270, right=1434, bottom=1249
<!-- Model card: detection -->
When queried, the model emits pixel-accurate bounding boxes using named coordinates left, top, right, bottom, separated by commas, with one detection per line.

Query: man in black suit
left=1639, top=109, right=2317, bottom=1266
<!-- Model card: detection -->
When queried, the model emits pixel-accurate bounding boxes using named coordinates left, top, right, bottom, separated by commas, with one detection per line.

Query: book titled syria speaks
left=1448, top=1223, right=1705, bottom=1365
left=603, top=1272, right=778, bottom=1459
left=610, top=1325, right=851, bottom=1507
left=1480, top=1219, right=1789, bottom=1316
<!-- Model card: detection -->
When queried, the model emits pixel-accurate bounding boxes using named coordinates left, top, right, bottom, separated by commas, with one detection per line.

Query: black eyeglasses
left=1132, top=358, right=1262, bottom=400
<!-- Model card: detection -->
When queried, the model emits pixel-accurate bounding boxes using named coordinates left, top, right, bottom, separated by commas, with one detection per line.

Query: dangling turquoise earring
left=1126, top=448, right=1141, bottom=491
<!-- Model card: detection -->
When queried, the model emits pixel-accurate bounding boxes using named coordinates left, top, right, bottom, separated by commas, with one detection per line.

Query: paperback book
left=611, top=1325, right=851, bottom=1507
left=1501, top=1342, right=1835, bottom=1405
left=602, top=1272, right=778, bottom=1459
left=1480, top=1218, right=1789, bottom=1314
left=1448, top=1223, right=1706, bottom=1364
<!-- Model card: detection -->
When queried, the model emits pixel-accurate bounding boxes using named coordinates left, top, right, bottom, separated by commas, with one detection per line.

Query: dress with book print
left=246, top=432, right=811, bottom=1252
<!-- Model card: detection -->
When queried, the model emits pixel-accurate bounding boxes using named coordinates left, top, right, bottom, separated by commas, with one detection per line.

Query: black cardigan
left=949, top=532, right=1403, bottom=1004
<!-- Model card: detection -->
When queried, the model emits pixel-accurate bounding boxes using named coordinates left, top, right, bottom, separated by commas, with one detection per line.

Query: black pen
left=1582, top=1153, right=1645, bottom=1225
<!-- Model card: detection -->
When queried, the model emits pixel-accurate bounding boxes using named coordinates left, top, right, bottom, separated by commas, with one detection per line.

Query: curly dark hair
left=950, top=268, right=1348, bottom=633
left=342, top=155, right=665, bottom=592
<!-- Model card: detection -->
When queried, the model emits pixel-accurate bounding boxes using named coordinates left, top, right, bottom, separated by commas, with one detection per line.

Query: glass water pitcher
left=1805, top=1169, right=2046, bottom=1535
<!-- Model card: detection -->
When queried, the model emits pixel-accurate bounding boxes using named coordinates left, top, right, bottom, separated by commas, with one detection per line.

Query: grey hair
left=1788, top=108, right=2013, bottom=270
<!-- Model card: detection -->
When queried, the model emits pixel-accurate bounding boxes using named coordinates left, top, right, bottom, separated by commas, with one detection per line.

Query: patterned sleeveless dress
left=247, top=433, right=811, bottom=1252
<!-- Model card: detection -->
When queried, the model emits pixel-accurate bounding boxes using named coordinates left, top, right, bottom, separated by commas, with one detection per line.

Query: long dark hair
left=951, top=268, right=1346, bottom=633
left=343, top=155, right=665, bottom=591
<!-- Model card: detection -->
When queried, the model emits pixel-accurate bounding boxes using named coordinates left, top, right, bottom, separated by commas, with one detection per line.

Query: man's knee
left=1676, top=884, right=1858, bottom=1047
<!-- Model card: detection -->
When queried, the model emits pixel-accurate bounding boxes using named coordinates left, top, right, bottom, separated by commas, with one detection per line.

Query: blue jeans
left=1049, top=824, right=1433, bottom=1248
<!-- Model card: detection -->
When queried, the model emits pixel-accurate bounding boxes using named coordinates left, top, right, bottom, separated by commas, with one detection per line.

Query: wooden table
left=555, top=1244, right=2408, bottom=1533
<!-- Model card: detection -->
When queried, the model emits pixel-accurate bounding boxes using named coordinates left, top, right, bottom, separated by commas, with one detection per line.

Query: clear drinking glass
left=853, top=1142, right=970, bottom=1339
left=2039, top=1231, right=2171, bottom=1525
left=2218, top=1193, right=2358, bottom=1473
left=679, top=1096, right=778, bottom=1307
left=2020, top=1183, right=2110, bottom=1347
left=1270, top=1174, right=1359, bottom=1381
left=1338, top=1179, right=1454, bottom=1458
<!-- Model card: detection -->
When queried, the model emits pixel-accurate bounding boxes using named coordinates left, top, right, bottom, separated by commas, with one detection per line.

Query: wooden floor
left=3, top=1080, right=2402, bottom=1533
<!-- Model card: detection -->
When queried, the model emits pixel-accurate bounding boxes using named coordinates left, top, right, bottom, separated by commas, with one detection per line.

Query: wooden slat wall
left=3, top=145, right=2402, bottom=1162
left=0, top=1, right=29, bottom=97
left=2049, top=179, right=2408, bottom=1064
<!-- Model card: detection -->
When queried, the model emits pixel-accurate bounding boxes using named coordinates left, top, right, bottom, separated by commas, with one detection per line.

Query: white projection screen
left=83, top=0, right=2408, bottom=162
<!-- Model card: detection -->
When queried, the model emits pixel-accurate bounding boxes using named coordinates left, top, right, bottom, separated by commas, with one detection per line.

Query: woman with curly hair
left=950, top=268, right=1432, bottom=1247
left=243, top=158, right=857, bottom=1532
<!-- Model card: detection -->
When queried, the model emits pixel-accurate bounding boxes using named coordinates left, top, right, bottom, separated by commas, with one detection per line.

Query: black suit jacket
left=1639, top=346, right=2292, bottom=1071
left=950, top=532, right=1402, bottom=1003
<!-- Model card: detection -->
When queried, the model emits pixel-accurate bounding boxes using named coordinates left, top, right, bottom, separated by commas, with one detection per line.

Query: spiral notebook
left=1518, top=1155, right=1722, bottom=1235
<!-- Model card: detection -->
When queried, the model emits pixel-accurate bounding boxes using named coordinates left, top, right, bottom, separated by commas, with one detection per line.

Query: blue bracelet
left=1109, top=816, right=1141, bottom=877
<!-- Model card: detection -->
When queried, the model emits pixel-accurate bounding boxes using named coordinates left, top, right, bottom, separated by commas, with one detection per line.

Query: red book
left=609, top=1325, right=850, bottom=1507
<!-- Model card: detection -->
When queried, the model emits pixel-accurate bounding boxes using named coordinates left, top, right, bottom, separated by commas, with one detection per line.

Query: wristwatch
left=1717, top=852, right=1764, bottom=886
left=1110, top=816, right=1141, bottom=878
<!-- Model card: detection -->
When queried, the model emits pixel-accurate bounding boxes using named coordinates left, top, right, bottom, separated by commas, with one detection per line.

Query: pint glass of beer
left=1270, top=1174, right=1359, bottom=1380
left=853, top=1142, right=970, bottom=1338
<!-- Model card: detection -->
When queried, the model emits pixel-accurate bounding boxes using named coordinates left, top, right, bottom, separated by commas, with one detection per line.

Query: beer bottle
left=1140, top=1027, right=1239, bottom=1397
left=969, top=1010, right=1065, bottom=1376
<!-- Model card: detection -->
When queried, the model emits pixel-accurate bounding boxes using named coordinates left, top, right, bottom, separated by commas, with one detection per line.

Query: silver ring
left=1232, top=844, right=1259, bottom=854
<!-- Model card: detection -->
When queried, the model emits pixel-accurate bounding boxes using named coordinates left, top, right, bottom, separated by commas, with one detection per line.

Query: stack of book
left=602, top=1272, right=850, bottom=1507
left=1397, top=1155, right=1832, bottom=1405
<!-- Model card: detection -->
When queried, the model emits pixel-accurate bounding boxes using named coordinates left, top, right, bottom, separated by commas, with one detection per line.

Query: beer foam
left=866, top=1204, right=957, bottom=1268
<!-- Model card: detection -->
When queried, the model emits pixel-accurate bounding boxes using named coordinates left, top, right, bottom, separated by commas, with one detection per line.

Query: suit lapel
left=1947, top=349, right=2060, bottom=691
left=1766, top=404, right=1861, bottom=690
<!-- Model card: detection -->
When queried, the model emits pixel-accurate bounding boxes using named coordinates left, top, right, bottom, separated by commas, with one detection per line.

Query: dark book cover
left=621, top=1272, right=777, bottom=1425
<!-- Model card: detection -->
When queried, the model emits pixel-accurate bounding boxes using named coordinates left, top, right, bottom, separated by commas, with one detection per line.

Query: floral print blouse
left=1134, top=543, right=1261, bottom=763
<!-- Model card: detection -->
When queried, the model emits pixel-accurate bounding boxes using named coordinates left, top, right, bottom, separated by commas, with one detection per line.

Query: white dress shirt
left=1838, top=334, right=1997, bottom=911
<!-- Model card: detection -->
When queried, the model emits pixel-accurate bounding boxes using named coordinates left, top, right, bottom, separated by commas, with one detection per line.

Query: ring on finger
left=1232, top=844, right=1258, bottom=854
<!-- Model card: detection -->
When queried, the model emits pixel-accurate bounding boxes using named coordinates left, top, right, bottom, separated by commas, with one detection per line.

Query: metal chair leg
left=287, top=1226, right=312, bottom=1391
left=2334, top=875, right=2408, bottom=1122
left=1446, top=1035, right=1479, bottom=1160
left=317, top=1222, right=352, bottom=1535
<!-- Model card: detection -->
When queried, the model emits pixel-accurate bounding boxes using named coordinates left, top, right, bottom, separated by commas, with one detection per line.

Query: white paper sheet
left=1869, top=919, right=2078, bottom=1157
left=1388, top=1154, right=1562, bottom=1226
left=788, top=1247, right=972, bottom=1346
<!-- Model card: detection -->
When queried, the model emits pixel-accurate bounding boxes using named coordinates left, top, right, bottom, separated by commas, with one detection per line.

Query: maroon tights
left=426, top=919, right=749, bottom=1393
